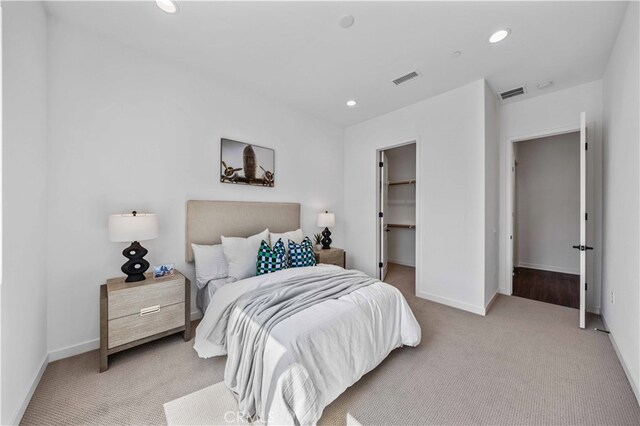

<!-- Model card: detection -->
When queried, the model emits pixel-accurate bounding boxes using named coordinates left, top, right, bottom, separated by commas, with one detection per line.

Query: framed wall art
left=220, top=138, right=275, bottom=187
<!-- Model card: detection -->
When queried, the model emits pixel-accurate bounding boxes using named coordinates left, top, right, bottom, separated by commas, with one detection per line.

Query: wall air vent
left=499, top=85, right=527, bottom=101
left=392, top=71, right=420, bottom=86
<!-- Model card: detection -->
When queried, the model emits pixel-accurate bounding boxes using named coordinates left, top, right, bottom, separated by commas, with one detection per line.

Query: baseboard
left=498, top=287, right=511, bottom=296
left=484, top=291, right=499, bottom=314
left=387, top=258, right=416, bottom=268
left=10, top=352, right=49, bottom=425
left=49, top=310, right=203, bottom=362
left=49, top=338, right=100, bottom=362
left=516, top=262, right=579, bottom=275
left=417, top=290, right=485, bottom=316
left=601, top=315, right=640, bottom=405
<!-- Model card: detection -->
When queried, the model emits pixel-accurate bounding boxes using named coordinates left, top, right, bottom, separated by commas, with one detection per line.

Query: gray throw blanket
left=223, top=269, right=377, bottom=420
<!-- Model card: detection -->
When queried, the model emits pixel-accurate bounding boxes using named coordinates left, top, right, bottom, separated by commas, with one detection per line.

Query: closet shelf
left=388, top=200, right=416, bottom=205
left=387, top=179, right=416, bottom=186
left=386, top=223, right=416, bottom=229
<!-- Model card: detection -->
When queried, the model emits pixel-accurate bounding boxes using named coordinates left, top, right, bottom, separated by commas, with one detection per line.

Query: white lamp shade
left=317, top=212, right=335, bottom=228
left=109, top=213, right=159, bottom=242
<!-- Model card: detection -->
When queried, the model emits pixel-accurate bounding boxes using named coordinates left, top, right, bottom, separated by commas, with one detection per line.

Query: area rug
left=164, top=382, right=362, bottom=426
left=164, top=382, right=246, bottom=425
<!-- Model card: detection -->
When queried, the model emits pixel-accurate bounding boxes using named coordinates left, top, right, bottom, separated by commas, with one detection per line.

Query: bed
left=186, top=200, right=421, bottom=425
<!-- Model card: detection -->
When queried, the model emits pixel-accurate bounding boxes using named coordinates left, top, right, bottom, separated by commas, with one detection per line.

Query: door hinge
left=585, top=142, right=588, bottom=151
left=378, top=212, right=384, bottom=218
left=379, top=262, right=383, bottom=268
left=585, top=213, right=588, bottom=220
left=585, top=282, right=588, bottom=291
left=379, top=161, right=384, bottom=167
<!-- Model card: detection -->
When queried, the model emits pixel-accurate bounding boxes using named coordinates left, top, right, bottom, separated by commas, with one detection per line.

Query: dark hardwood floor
left=512, top=267, right=579, bottom=309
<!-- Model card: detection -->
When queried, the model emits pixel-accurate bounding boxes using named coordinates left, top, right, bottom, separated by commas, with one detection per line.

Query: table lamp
left=317, top=211, right=335, bottom=249
left=109, top=211, right=158, bottom=282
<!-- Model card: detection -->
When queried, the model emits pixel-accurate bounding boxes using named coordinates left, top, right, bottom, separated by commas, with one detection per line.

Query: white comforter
left=194, top=265, right=421, bottom=425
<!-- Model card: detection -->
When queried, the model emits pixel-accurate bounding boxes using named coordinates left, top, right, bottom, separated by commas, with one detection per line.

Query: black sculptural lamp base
left=321, top=227, right=332, bottom=249
left=121, top=241, right=150, bottom=283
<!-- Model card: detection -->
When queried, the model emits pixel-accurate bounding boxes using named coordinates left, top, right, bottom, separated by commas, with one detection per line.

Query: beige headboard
left=185, top=200, right=301, bottom=262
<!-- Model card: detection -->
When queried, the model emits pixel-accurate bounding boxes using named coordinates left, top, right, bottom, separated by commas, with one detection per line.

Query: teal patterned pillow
left=288, top=237, right=317, bottom=268
left=256, top=239, right=288, bottom=275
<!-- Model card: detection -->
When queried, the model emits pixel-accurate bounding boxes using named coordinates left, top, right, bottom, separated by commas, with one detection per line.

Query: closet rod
left=387, top=224, right=416, bottom=229
left=387, top=179, right=416, bottom=186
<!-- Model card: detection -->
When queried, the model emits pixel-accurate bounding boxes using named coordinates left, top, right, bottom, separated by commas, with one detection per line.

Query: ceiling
left=45, top=1, right=628, bottom=127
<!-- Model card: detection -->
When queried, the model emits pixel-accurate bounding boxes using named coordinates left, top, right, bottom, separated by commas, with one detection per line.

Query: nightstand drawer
left=108, top=302, right=185, bottom=349
left=107, top=278, right=184, bottom=320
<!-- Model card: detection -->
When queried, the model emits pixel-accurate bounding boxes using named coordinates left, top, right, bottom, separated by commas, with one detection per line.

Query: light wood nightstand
left=100, top=270, right=191, bottom=372
left=314, top=247, right=346, bottom=268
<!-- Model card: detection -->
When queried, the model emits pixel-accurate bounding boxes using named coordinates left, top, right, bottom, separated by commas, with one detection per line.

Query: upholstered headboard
left=185, top=200, right=301, bottom=262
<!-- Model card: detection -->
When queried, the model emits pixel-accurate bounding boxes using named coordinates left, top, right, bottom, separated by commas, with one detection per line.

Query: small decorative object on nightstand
left=100, top=270, right=191, bottom=372
left=109, top=211, right=159, bottom=282
left=313, top=233, right=323, bottom=251
left=314, top=247, right=345, bottom=268
left=317, top=211, right=335, bottom=249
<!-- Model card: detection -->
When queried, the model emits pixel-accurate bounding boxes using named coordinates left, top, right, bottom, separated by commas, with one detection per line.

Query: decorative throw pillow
left=288, top=237, right=317, bottom=268
left=222, top=229, right=270, bottom=280
left=256, top=239, right=288, bottom=275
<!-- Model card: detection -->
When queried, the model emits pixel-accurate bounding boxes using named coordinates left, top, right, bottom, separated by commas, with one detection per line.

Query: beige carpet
left=21, top=263, right=640, bottom=425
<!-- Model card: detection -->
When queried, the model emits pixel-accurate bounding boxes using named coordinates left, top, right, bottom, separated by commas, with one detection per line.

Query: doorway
left=512, top=132, right=580, bottom=309
left=377, top=142, right=417, bottom=292
left=506, top=112, right=591, bottom=328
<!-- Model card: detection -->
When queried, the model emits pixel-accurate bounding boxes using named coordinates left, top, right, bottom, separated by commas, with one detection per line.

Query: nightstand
left=314, top=247, right=346, bottom=268
left=100, top=270, right=191, bottom=372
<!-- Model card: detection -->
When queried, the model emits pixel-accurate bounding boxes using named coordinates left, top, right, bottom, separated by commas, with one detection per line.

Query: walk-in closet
left=378, top=142, right=416, bottom=283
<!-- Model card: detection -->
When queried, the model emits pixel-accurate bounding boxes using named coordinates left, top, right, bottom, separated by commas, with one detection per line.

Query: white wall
left=484, top=81, right=500, bottom=307
left=45, top=18, right=345, bottom=358
left=1, top=1, right=48, bottom=424
left=385, top=143, right=416, bottom=267
left=499, top=80, right=603, bottom=313
left=345, top=80, right=492, bottom=314
left=601, top=1, right=639, bottom=401
left=515, top=133, right=580, bottom=274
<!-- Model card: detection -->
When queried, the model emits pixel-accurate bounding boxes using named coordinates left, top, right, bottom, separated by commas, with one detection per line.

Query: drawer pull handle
left=140, top=305, right=161, bottom=316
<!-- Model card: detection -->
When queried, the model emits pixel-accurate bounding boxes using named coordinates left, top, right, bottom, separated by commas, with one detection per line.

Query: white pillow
left=221, top=229, right=269, bottom=281
left=191, top=243, right=229, bottom=289
left=270, top=229, right=304, bottom=250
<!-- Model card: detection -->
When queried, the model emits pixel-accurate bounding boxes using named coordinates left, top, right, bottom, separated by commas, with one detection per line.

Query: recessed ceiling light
left=537, top=80, right=554, bottom=90
left=156, top=0, right=178, bottom=14
left=339, top=15, right=355, bottom=29
left=451, top=51, right=462, bottom=58
left=346, top=100, right=357, bottom=107
left=489, top=28, right=511, bottom=43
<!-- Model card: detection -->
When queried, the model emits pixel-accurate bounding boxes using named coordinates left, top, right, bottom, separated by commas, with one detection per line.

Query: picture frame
left=153, top=263, right=175, bottom=279
left=220, top=138, right=275, bottom=187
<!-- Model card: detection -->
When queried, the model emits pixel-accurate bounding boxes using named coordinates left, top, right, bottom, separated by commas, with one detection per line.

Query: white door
left=382, top=152, right=389, bottom=279
left=577, top=112, right=590, bottom=329
left=511, top=148, right=517, bottom=289
left=378, top=152, right=389, bottom=280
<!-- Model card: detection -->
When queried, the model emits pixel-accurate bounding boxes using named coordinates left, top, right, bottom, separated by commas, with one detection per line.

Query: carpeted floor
left=21, top=263, right=640, bottom=425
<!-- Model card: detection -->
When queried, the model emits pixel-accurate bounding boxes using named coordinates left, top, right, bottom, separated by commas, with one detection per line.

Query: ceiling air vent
left=392, top=71, right=420, bottom=86
left=499, top=85, right=527, bottom=101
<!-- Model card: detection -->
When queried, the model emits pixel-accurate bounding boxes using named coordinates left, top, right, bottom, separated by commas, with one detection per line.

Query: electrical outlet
left=610, top=291, right=615, bottom=304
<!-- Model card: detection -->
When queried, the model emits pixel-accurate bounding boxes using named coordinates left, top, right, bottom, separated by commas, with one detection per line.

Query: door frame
left=504, top=123, right=594, bottom=299
left=375, top=137, right=420, bottom=294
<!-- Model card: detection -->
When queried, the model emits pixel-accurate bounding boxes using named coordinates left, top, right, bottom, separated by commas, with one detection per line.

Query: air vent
left=392, top=71, right=420, bottom=86
left=499, top=85, right=527, bottom=100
